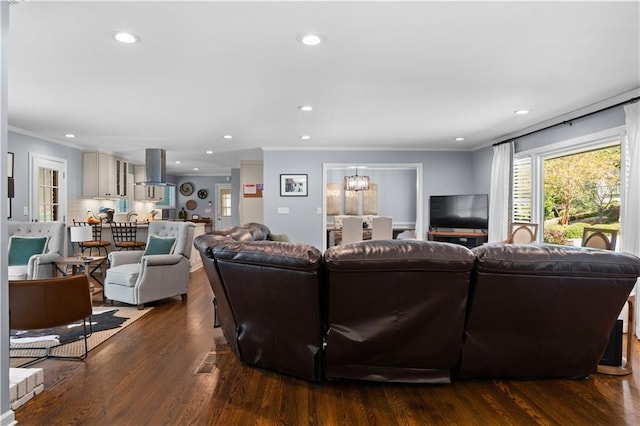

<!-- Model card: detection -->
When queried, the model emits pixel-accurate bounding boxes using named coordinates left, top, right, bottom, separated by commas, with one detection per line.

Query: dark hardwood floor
left=13, top=268, right=640, bottom=425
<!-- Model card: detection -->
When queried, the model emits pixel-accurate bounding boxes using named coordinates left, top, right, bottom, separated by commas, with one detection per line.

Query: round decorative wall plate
left=197, top=189, right=208, bottom=199
left=179, top=182, right=194, bottom=196
left=186, top=199, right=197, bottom=210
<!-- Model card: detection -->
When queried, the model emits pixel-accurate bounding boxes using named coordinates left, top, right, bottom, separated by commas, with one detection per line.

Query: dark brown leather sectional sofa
left=193, top=223, right=640, bottom=384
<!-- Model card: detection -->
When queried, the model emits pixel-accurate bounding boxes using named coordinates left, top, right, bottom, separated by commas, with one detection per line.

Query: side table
left=597, top=294, right=635, bottom=376
left=53, top=256, right=108, bottom=302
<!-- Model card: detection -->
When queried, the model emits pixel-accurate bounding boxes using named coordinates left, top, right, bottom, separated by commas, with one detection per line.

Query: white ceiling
left=7, top=1, right=640, bottom=175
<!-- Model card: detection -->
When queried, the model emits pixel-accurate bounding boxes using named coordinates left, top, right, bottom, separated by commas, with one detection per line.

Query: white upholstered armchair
left=8, top=221, right=65, bottom=280
left=104, top=221, right=196, bottom=309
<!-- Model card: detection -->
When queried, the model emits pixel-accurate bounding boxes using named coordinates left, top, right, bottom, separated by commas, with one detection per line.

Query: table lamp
left=70, top=226, right=93, bottom=259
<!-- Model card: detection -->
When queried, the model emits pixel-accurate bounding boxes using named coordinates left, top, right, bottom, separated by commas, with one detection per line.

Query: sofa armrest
left=142, top=254, right=184, bottom=267
left=31, top=251, right=62, bottom=266
left=109, top=250, right=144, bottom=267
left=29, top=252, right=63, bottom=279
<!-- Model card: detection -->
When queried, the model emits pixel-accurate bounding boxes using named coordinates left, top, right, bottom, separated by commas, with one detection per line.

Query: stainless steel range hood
left=135, top=148, right=174, bottom=186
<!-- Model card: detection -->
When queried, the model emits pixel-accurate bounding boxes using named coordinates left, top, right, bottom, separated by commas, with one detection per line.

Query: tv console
left=427, top=230, right=488, bottom=248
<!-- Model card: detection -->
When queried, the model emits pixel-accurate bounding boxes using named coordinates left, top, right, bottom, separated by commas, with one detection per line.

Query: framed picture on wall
left=280, top=174, right=308, bottom=197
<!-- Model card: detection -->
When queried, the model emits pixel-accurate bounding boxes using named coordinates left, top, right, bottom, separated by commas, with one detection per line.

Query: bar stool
left=73, top=220, right=111, bottom=257
left=110, top=222, right=146, bottom=250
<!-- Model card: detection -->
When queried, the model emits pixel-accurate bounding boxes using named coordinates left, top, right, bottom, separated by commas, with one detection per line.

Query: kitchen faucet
left=127, top=211, right=138, bottom=221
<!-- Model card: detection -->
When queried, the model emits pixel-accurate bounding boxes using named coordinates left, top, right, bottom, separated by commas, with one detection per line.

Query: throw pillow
left=268, top=233, right=290, bottom=242
left=143, top=235, right=177, bottom=256
left=8, top=236, right=49, bottom=266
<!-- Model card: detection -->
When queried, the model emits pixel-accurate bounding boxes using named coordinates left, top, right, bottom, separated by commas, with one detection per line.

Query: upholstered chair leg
left=137, top=304, right=144, bottom=310
left=181, top=293, right=188, bottom=301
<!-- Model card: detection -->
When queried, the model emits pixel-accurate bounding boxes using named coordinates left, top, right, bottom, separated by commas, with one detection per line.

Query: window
left=512, top=127, right=624, bottom=246
left=512, top=157, right=532, bottom=222
left=220, top=188, right=231, bottom=217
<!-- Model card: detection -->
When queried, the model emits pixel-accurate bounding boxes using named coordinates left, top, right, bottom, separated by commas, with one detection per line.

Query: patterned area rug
left=10, top=306, right=152, bottom=365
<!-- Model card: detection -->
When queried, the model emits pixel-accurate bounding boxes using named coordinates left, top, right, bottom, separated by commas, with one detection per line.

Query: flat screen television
left=429, top=194, right=488, bottom=230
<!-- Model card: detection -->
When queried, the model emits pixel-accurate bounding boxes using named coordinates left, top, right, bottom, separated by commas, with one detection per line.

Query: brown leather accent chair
left=9, top=274, right=93, bottom=367
left=324, top=240, right=476, bottom=383
left=459, top=243, right=640, bottom=379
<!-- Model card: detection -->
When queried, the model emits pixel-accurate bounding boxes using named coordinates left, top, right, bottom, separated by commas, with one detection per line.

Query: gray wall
left=471, top=146, right=493, bottom=196
left=514, top=105, right=626, bottom=153
left=174, top=175, right=233, bottom=223
left=8, top=131, right=83, bottom=221
left=263, top=150, right=476, bottom=248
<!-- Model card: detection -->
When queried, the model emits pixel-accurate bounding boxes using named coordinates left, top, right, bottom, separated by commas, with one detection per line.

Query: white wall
left=263, top=149, right=475, bottom=248
left=239, top=161, right=264, bottom=225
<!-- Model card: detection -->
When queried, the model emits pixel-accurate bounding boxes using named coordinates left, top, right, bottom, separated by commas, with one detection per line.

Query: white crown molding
left=9, top=125, right=84, bottom=150
left=261, top=145, right=469, bottom=152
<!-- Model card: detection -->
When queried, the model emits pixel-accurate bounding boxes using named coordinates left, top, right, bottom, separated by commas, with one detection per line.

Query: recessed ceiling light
left=113, top=31, right=140, bottom=44
left=514, top=109, right=530, bottom=115
left=193, top=167, right=199, bottom=171
left=223, top=135, right=233, bottom=139
left=206, top=150, right=213, bottom=154
left=298, top=34, right=325, bottom=46
left=175, top=161, right=181, bottom=164
left=64, top=133, right=75, bottom=139
left=301, top=135, right=311, bottom=140
left=455, top=137, right=465, bottom=141
left=298, top=105, right=313, bottom=112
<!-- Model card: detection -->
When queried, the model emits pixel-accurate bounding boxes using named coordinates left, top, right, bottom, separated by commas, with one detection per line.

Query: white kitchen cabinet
left=115, top=158, right=129, bottom=197
left=82, top=151, right=116, bottom=198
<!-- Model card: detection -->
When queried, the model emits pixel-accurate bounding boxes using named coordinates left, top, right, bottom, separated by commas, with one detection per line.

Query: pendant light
left=343, top=168, right=370, bottom=191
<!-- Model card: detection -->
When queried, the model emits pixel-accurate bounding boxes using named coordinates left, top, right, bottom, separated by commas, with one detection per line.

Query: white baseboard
left=0, top=409, right=16, bottom=426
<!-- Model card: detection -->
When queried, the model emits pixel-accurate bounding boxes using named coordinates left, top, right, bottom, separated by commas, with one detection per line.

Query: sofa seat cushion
left=8, top=265, right=28, bottom=281
left=106, top=264, right=141, bottom=287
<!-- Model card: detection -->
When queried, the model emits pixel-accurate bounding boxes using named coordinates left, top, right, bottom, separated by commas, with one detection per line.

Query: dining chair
left=73, top=220, right=111, bottom=257
left=371, top=216, right=393, bottom=240
left=341, top=216, right=363, bottom=245
left=110, top=221, right=146, bottom=250
left=582, top=227, right=618, bottom=251
left=504, top=222, right=538, bottom=244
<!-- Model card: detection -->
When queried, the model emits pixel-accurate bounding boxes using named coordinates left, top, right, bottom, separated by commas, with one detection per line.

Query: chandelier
left=343, top=168, right=370, bottom=192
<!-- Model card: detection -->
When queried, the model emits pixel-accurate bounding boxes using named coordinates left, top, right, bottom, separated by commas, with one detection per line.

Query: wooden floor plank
left=12, top=268, right=640, bottom=425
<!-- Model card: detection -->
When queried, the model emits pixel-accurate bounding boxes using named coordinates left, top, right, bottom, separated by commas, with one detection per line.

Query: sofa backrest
left=323, top=240, right=476, bottom=383
left=459, top=243, right=640, bottom=379
left=148, top=220, right=195, bottom=258
left=8, top=221, right=65, bottom=256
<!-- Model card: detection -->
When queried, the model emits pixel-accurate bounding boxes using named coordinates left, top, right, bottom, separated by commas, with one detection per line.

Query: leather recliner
left=324, top=240, right=476, bottom=383
left=459, top=243, right=640, bottom=379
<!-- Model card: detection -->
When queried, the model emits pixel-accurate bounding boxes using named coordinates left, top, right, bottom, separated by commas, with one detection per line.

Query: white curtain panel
left=488, top=142, right=513, bottom=242
left=622, top=102, right=640, bottom=337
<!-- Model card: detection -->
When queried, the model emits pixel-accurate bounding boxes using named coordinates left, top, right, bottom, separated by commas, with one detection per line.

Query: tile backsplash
left=67, top=197, right=156, bottom=225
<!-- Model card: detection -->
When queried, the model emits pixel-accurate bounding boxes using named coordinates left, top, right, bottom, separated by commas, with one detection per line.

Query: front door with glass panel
left=215, top=183, right=232, bottom=229
left=30, top=153, right=67, bottom=222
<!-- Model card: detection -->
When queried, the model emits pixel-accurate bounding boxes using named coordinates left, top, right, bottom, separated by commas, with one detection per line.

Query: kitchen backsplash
left=67, top=197, right=156, bottom=225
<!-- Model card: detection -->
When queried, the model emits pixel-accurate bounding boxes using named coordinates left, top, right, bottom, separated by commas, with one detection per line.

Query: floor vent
left=196, top=352, right=222, bottom=374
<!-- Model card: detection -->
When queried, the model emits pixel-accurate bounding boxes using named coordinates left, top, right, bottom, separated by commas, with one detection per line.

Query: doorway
left=215, top=183, right=232, bottom=229
left=29, top=153, right=67, bottom=222
left=322, top=163, right=423, bottom=249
